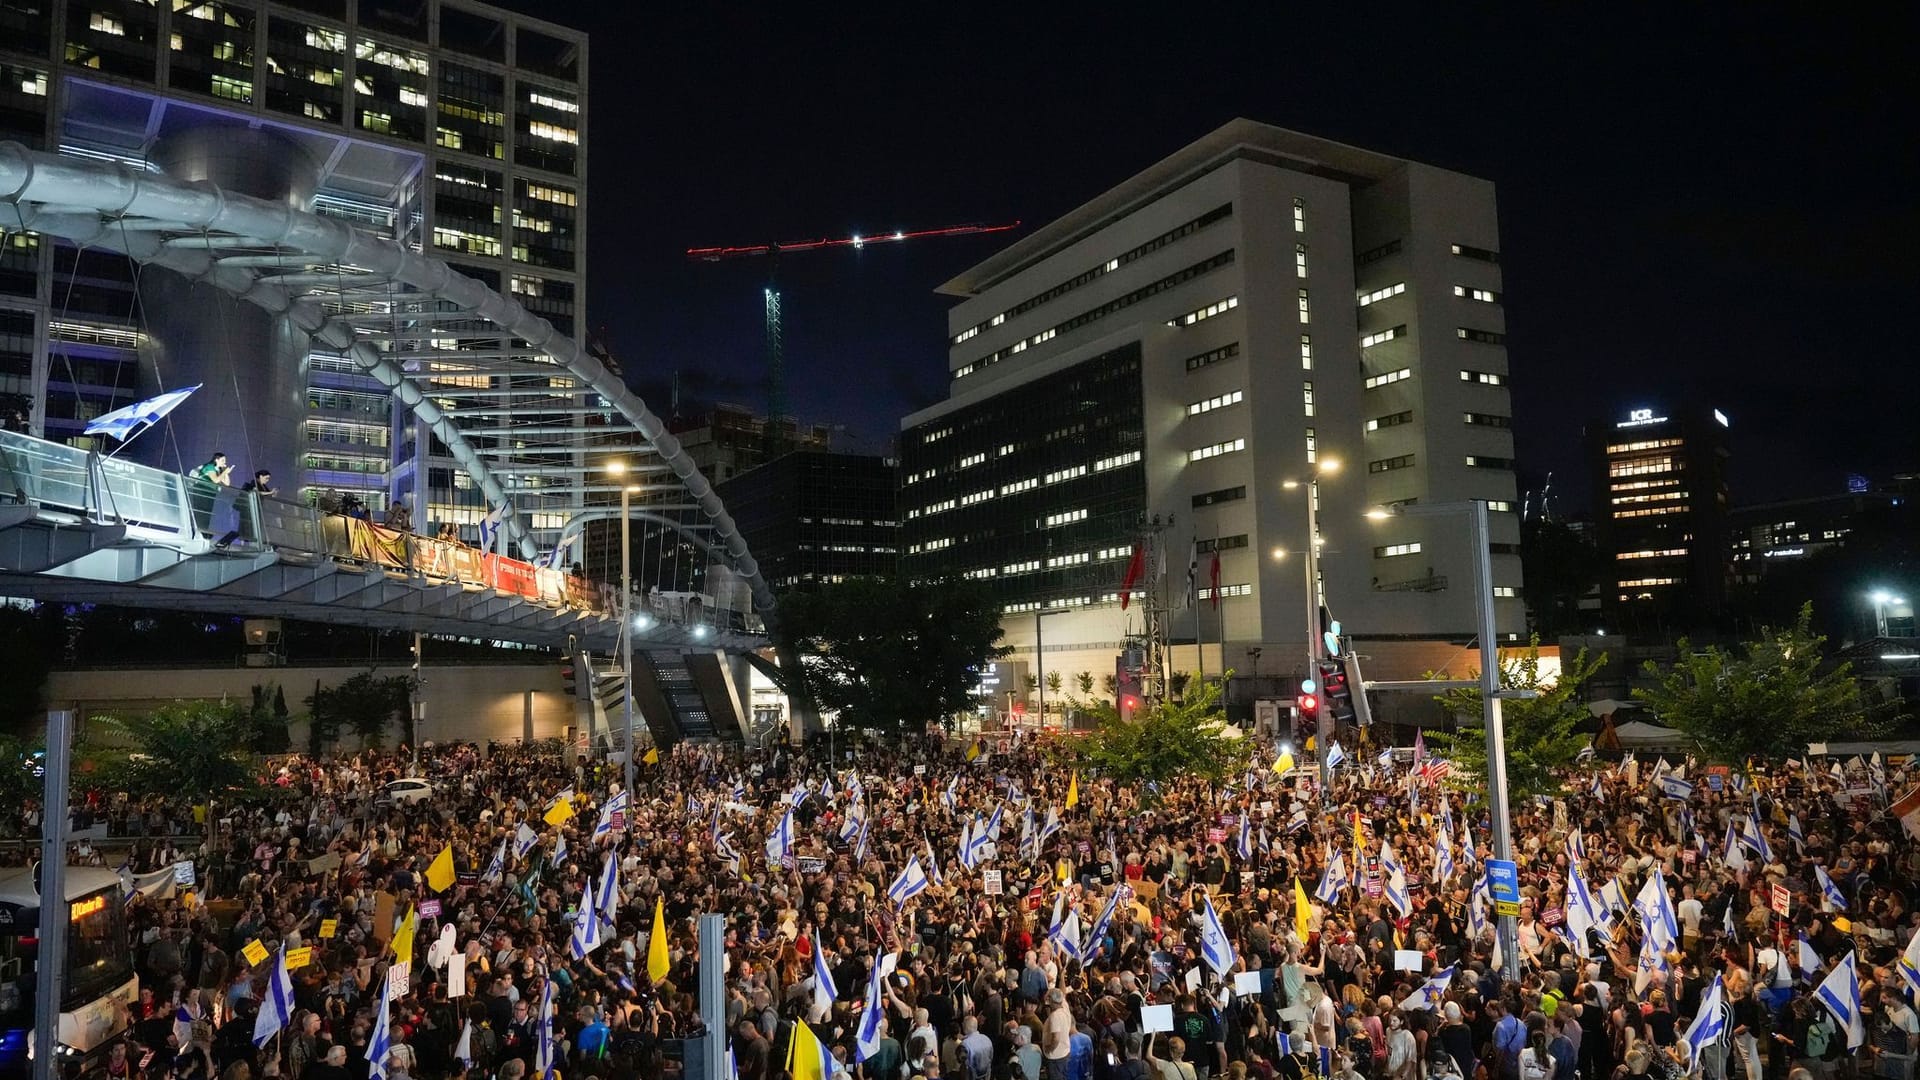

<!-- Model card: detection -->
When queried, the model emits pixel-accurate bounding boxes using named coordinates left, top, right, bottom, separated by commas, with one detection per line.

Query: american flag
left=1417, top=758, right=1453, bottom=785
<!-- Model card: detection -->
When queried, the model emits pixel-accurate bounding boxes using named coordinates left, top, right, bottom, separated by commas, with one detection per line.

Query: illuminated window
left=957, top=452, right=986, bottom=469
left=1464, top=412, right=1511, bottom=428
left=1189, top=390, right=1243, bottom=416
left=1606, top=438, right=1684, bottom=453
left=1375, top=542, right=1422, bottom=558
left=1369, top=455, right=1416, bottom=474
left=959, top=489, right=994, bottom=507
left=1460, top=369, right=1505, bottom=386
left=529, top=91, right=578, bottom=113
left=1457, top=327, right=1506, bottom=345
left=1358, top=283, right=1406, bottom=306
left=1486, top=500, right=1515, bottom=513
left=1047, top=552, right=1090, bottom=568
left=1613, top=506, right=1686, bottom=519
left=1293, top=198, right=1306, bottom=233
left=1299, top=335, right=1312, bottom=370
left=1093, top=450, right=1141, bottom=472
left=1174, top=296, right=1238, bottom=327
left=1190, top=438, right=1245, bottom=462
left=1451, top=243, right=1500, bottom=263
left=1364, top=367, right=1412, bottom=390
left=1609, top=458, right=1674, bottom=478
left=1367, top=411, right=1413, bottom=431
left=1454, top=285, right=1501, bottom=303
left=1044, top=465, right=1088, bottom=484
left=1045, top=508, right=1088, bottom=527
left=1618, top=577, right=1678, bottom=588
left=89, top=12, right=125, bottom=34
left=1000, top=477, right=1038, bottom=496
left=1617, top=549, right=1688, bottom=560
left=1297, top=288, right=1310, bottom=324
left=1493, top=586, right=1518, bottom=597
left=1295, top=244, right=1309, bottom=279
left=1198, top=583, right=1252, bottom=599
left=1300, top=381, right=1315, bottom=417
left=1465, top=455, right=1513, bottom=469
left=529, top=120, right=577, bottom=144
left=1361, top=326, right=1404, bottom=348
left=1305, top=427, right=1317, bottom=464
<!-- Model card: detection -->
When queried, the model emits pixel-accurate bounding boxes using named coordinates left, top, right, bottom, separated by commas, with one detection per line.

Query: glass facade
left=264, top=16, right=344, bottom=123
left=168, top=0, right=255, bottom=104
left=900, top=342, right=1145, bottom=610
left=64, top=0, right=160, bottom=80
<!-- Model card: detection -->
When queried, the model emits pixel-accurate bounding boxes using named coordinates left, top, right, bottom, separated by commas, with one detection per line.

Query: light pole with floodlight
left=608, top=460, right=638, bottom=797
left=1281, top=458, right=1340, bottom=786
left=1870, top=589, right=1912, bottom=638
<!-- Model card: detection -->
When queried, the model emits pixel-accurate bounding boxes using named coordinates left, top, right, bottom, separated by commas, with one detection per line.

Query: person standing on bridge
left=187, top=451, right=232, bottom=538
left=215, top=469, right=276, bottom=548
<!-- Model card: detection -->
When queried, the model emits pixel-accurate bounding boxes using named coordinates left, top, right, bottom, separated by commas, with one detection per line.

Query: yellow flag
left=647, top=895, right=671, bottom=984
left=965, top=739, right=983, bottom=762
left=1294, top=878, right=1312, bottom=942
left=786, top=1019, right=830, bottom=1080
left=1272, top=751, right=1295, bottom=775
left=391, top=904, right=417, bottom=965
left=1352, top=810, right=1365, bottom=854
left=1305, top=734, right=1316, bottom=752
left=1066, top=772, right=1079, bottom=810
left=642, top=747, right=660, bottom=765
left=544, top=796, right=575, bottom=827
left=425, top=844, right=455, bottom=893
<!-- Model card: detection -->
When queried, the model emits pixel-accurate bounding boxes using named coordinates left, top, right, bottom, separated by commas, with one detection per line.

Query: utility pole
left=34, top=711, right=71, bottom=1080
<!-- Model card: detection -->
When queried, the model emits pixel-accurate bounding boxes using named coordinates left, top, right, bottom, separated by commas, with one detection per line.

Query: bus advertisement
left=0, top=867, right=138, bottom=1079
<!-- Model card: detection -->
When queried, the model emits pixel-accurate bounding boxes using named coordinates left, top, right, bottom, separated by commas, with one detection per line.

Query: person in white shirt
left=1677, top=884, right=1704, bottom=952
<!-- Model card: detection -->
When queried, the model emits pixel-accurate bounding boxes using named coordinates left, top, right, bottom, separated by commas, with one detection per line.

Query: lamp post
left=1368, top=498, right=1520, bottom=976
left=1282, top=458, right=1340, bottom=786
left=1869, top=589, right=1911, bottom=638
left=608, top=461, right=637, bottom=797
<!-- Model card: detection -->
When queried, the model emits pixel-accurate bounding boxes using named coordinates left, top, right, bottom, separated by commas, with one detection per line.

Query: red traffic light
left=1297, top=693, right=1318, bottom=713
left=1123, top=696, right=1140, bottom=710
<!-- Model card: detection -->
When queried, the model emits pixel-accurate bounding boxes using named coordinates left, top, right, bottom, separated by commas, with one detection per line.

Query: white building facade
left=900, top=120, right=1523, bottom=697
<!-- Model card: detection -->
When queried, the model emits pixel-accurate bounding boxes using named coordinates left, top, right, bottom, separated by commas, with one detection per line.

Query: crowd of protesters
left=16, top=730, right=1920, bottom=1080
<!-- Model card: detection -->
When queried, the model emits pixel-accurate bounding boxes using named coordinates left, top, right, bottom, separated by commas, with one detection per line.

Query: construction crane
left=686, top=220, right=1021, bottom=434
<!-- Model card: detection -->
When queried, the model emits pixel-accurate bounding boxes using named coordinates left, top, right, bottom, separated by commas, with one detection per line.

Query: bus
left=0, top=867, right=138, bottom=1079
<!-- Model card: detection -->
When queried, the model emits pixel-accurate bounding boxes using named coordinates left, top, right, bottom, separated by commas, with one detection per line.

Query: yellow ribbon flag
left=391, top=904, right=418, bottom=966
left=642, top=747, right=660, bottom=765
left=543, top=796, right=576, bottom=827
left=786, top=1019, right=832, bottom=1080
left=1294, top=878, right=1312, bottom=943
left=965, top=739, right=984, bottom=763
left=1305, top=735, right=1316, bottom=752
left=1066, top=772, right=1080, bottom=810
left=425, top=844, right=455, bottom=893
left=647, top=895, right=671, bottom=984
left=1272, top=751, right=1295, bottom=775
left=1352, top=810, right=1365, bottom=853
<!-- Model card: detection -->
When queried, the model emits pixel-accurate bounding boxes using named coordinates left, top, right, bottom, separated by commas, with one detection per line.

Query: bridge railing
left=0, top=428, right=763, bottom=637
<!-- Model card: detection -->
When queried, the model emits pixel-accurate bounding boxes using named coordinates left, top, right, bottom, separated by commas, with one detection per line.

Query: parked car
left=378, top=778, right=433, bottom=805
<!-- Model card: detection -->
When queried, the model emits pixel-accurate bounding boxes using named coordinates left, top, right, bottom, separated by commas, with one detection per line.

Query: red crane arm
left=686, top=221, right=1021, bottom=262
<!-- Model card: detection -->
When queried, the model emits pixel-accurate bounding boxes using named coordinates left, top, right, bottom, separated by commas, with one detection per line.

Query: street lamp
left=1368, top=498, right=1520, bottom=977
left=1281, top=458, right=1340, bottom=786
left=1869, top=589, right=1912, bottom=638
left=607, top=460, right=638, bottom=797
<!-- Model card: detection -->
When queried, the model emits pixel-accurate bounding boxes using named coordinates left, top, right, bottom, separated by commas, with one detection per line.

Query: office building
left=0, top=0, right=586, bottom=541
left=1586, top=404, right=1731, bottom=622
left=898, top=119, right=1524, bottom=688
left=1731, top=487, right=1902, bottom=585
left=714, top=450, right=899, bottom=589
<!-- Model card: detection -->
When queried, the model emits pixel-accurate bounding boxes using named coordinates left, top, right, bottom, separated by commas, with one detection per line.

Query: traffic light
left=1319, top=659, right=1355, bottom=725
left=560, top=659, right=578, bottom=697
left=1115, top=656, right=1143, bottom=720
left=1294, top=678, right=1319, bottom=746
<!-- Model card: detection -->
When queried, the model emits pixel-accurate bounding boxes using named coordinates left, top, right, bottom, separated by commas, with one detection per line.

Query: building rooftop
left=937, top=118, right=1430, bottom=298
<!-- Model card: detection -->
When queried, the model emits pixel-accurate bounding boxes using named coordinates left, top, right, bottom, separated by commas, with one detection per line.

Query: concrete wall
left=44, top=663, right=575, bottom=748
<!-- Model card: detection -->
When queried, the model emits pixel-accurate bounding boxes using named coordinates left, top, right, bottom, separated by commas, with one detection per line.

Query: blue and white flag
left=714, top=832, right=741, bottom=872
left=965, top=815, right=993, bottom=867
left=593, top=790, right=630, bottom=842
left=812, top=941, right=838, bottom=1016
left=251, top=948, right=296, bottom=1046
left=923, top=837, right=944, bottom=886
left=549, top=832, right=568, bottom=869
left=855, top=964, right=887, bottom=1063
left=1635, top=868, right=1679, bottom=950
left=1787, top=813, right=1806, bottom=853
left=1378, top=745, right=1396, bottom=767
left=1814, top=864, right=1848, bottom=911
left=513, top=822, right=539, bottom=861
left=1385, top=865, right=1413, bottom=918
left=985, top=803, right=1005, bottom=843
left=888, top=855, right=930, bottom=905
left=1658, top=775, right=1695, bottom=801
left=943, top=775, right=959, bottom=811
left=1398, top=964, right=1456, bottom=1011
left=533, top=978, right=557, bottom=1080
left=1088, top=886, right=1126, bottom=959
left=854, top=816, right=871, bottom=865
left=477, top=503, right=507, bottom=552
left=1198, top=892, right=1237, bottom=975
left=1682, top=974, right=1728, bottom=1068
left=1896, top=924, right=1920, bottom=997
left=1635, top=927, right=1672, bottom=996
left=1324, top=741, right=1347, bottom=770
left=1798, top=935, right=1824, bottom=981
left=1237, top=815, right=1254, bottom=861
left=84, top=383, right=202, bottom=440
left=1565, top=827, right=1586, bottom=868
left=1722, top=821, right=1749, bottom=873
left=766, top=807, right=794, bottom=865
left=1738, top=813, right=1772, bottom=863
left=1467, top=876, right=1491, bottom=939
left=1814, top=950, right=1866, bottom=1050
left=367, top=969, right=396, bottom=1080
left=1434, top=822, right=1456, bottom=887
left=838, top=804, right=865, bottom=845
left=542, top=532, right=578, bottom=569
left=1379, top=839, right=1403, bottom=878
left=1039, top=805, right=1062, bottom=845
left=482, top=839, right=506, bottom=885
left=1315, top=848, right=1349, bottom=904
left=1722, top=902, right=1737, bottom=942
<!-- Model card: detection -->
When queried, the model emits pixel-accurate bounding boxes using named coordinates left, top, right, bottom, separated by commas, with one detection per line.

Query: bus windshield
left=66, top=887, right=133, bottom=1004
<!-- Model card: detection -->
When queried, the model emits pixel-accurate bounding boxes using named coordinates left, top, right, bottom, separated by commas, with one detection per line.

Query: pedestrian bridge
left=0, top=426, right=765, bottom=654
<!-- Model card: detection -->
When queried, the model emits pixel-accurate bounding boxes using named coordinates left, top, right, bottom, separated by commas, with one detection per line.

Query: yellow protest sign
left=285, top=946, right=313, bottom=971
left=241, top=939, right=269, bottom=967
left=318, top=918, right=338, bottom=939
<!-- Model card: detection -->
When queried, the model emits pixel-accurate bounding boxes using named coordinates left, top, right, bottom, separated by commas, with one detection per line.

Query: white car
left=378, top=778, right=433, bottom=805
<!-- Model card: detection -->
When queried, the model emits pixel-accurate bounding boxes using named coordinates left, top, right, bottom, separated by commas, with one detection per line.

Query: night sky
left=501, top=4, right=1916, bottom=512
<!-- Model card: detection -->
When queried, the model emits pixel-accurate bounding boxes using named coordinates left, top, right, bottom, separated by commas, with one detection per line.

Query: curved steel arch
left=0, top=142, right=777, bottom=620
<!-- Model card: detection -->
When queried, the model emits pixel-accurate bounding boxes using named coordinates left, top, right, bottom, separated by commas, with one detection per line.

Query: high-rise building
left=898, top=119, right=1523, bottom=687
left=0, top=0, right=585, bottom=541
left=714, top=450, right=899, bottom=589
left=1586, top=404, right=1731, bottom=622
left=1730, top=488, right=1901, bottom=585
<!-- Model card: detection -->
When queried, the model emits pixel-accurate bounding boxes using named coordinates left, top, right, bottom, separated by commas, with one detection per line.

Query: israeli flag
left=923, top=837, right=944, bottom=886
left=482, top=839, right=506, bottom=884
left=1738, top=812, right=1772, bottom=863
left=1385, top=865, right=1413, bottom=918
left=889, top=856, right=930, bottom=905
left=1398, top=964, right=1456, bottom=1011
left=838, top=805, right=865, bottom=845
left=1198, top=892, right=1237, bottom=975
left=1038, top=805, right=1063, bottom=846
left=1634, top=868, right=1679, bottom=951
left=714, top=832, right=741, bottom=872
left=513, top=822, right=540, bottom=861
left=1565, top=827, right=1586, bottom=868
left=965, top=815, right=993, bottom=867
left=1897, top=924, right=1920, bottom=996
left=1237, top=815, right=1254, bottom=861
left=549, top=832, right=568, bottom=869
left=1315, top=849, right=1349, bottom=904
left=1468, top=876, right=1490, bottom=939
left=477, top=503, right=507, bottom=552
left=1722, top=821, right=1749, bottom=873
left=1462, top=818, right=1477, bottom=867
left=985, top=803, right=1005, bottom=842
left=533, top=978, right=557, bottom=1080
left=592, top=790, right=628, bottom=843
left=1798, top=935, right=1824, bottom=981
left=943, top=775, right=959, bottom=810
left=854, top=817, right=871, bottom=865
left=1087, top=886, right=1125, bottom=958
left=1324, top=741, right=1347, bottom=769
left=1787, top=813, right=1806, bottom=853
left=855, top=965, right=887, bottom=1063
left=251, top=948, right=296, bottom=1046
left=766, top=807, right=794, bottom=865
left=367, top=969, right=396, bottom=1080
left=84, top=383, right=201, bottom=440
left=542, top=532, right=578, bottom=570
left=1658, top=775, right=1694, bottom=801
left=1814, top=865, right=1848, bottom=911
left=1635, top=928, right=1671, bottom=996
left=1377, top=745, right=1396, bottom=767
left=1682, top=974, right=1728, bottom=1068
left=1379, top=839, right=1403, bottom=877
left=1047, top=890, right=1068, bottom=945
left=1814, top=950, right=1866, bottom=1050
left=1434, top=823, right=1456, bottom=887
left=1722, top=902, right=1738, bottom=942
left=812, top=941, right=838, bottom=1016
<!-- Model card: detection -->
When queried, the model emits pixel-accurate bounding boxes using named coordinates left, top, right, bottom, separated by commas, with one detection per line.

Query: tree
left=1075, top=671, right=1095, bottom=697
left=777, top=577, right=1009, bottom=736
left=306, top=671, right=416, bottom=752
left=1634, top=603, right=1891, bottom=762
left=1075, top=675, right=1250, bottom=783
left=100, top=701, right=254, bottom=803
left=1430, top=639, right=1605, bottom=798
left=1101, top=673, right=1118, bottom=698
left=244, top=684, right=293, bottom=754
